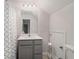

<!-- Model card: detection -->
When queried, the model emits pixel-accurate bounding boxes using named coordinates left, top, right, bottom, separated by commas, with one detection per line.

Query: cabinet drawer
left=19, top=40, right=33, bottom=45
left=34, top=40, right=42, bottom=44
left=34, top=45, right=42, bottom=54
left=35, top=55, right=42, bottom=59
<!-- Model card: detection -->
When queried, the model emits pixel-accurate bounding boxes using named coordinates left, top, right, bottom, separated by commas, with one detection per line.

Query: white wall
left=38, top=10, right=50, bottom=52
left=50, top=2, right=74, bottom=59
left=15, top=9, right=22, bottom=36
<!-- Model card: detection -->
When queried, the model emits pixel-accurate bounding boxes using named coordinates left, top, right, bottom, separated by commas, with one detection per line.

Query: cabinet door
left=34, top=45, right=42, bottom=54
left=35, top=55, right=42, bottom=59
left=19, top=45, right=33, bottom=59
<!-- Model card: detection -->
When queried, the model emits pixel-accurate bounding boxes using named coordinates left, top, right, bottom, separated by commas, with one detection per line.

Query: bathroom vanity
left=17, top=34, right=43, bottom=59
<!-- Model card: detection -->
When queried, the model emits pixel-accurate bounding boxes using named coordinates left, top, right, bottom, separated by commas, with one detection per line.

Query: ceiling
left=8, top=0, right=73, bottom=14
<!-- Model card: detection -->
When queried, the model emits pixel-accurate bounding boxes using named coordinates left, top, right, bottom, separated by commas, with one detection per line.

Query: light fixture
left=23, top=3, right=37, bottom=8
left=28, top=4, right=31, bottom=7
left=33, top=4, right=36, bottom=7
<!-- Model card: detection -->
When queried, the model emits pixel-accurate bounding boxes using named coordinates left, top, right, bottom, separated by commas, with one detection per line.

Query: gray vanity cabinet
left=17, top=39, right=42, bottom=59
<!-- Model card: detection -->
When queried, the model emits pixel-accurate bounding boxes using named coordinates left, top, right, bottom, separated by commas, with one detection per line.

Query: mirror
left=21, top=11, right=38, bottom=34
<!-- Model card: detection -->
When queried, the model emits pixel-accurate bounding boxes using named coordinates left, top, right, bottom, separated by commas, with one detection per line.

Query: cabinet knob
left=59, top=57, right=63, bottom=59
left=59, top=46, right=63, bottom=49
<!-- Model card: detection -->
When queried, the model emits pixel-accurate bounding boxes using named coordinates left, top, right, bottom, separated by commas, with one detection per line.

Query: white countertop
left=18, top=34, right=43, bottom=40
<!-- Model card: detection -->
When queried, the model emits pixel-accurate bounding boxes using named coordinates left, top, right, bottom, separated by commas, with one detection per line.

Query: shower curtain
left=4, top=1, right=17, bottom=59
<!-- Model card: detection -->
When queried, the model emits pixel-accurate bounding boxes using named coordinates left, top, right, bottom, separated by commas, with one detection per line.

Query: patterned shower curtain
left=4, top=1, right=17, bottom=59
